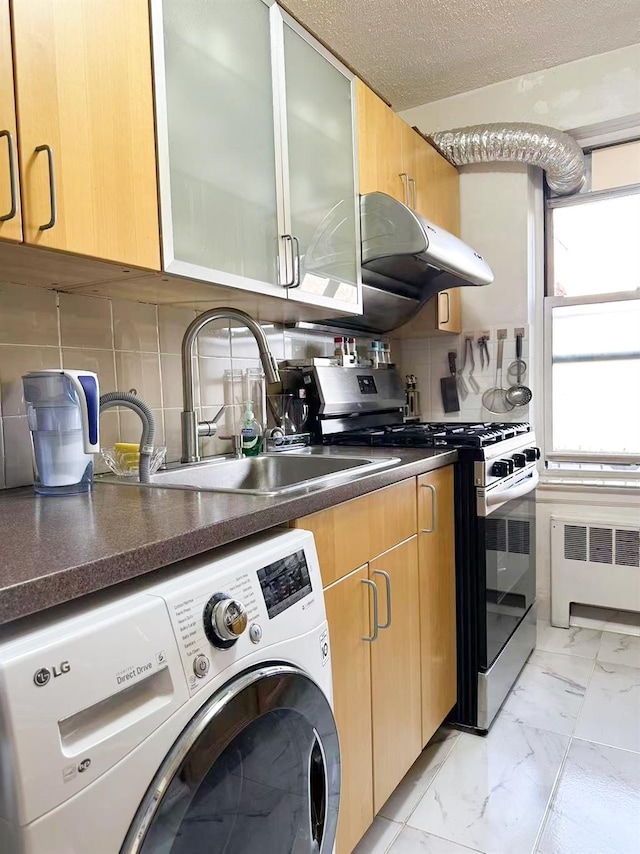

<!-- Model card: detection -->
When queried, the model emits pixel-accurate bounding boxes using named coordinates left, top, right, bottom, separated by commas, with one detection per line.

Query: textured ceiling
left=281, top=0, right=640, bottom=109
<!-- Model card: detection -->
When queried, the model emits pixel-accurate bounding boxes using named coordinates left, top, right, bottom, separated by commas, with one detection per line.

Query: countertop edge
left=0, top=450, right=456, bottom=627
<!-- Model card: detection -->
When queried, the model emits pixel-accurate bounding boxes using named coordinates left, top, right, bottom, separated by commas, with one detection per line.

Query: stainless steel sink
left=101, top=452, right=400, bottom=496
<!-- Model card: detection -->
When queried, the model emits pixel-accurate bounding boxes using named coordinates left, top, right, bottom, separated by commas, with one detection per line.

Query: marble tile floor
left=353, top=623, right=640, bottom=854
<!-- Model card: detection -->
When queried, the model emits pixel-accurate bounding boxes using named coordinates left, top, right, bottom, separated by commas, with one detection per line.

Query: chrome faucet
left=181, top=307, right=280, bottom=463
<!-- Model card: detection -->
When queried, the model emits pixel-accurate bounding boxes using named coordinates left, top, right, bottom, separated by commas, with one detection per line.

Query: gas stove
left=325, top=421, right=533, bottom=449
left=325, top=420, right=540, bottom=490
left=284, top=365, right=540, bottom=732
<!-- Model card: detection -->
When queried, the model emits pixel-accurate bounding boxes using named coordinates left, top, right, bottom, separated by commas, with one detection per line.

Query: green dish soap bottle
left=240, top=400, right=262, bottom=457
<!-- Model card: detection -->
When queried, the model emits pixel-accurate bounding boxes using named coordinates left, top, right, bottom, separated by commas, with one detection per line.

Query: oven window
left=483, top=493, right=536, bottom=666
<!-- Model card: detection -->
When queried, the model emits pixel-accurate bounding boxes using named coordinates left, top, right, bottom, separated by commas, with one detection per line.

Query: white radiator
left=550, top=518, right=640, bottom=627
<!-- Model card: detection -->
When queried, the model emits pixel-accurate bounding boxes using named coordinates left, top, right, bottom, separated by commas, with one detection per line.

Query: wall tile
left=198, top=319, right=232, bottom=358
left=0, top=345, right=62, bottom=417
left=0, top=415, right=5, bottom=488
left=59, top=293, right=113, bottom=350
left=163, top=409, right=182, bottom=463
left=113, top=300, right=158, bottom=352
left=115, top=352, right=162, bottom=408
left=0, top=281, right=59, bottom=346
left=200, top=407, right=234, bottom=458
left=198, top=357, right=228, bottom=407
left=287, top=330, right=326, bottom=360
left=94, top=411, right=120, bottom=473
left=160, top=353, right=186, bottom=409
left=119, top=407, right=165, bottom=447
left=62, top=349, right=116, bottom=397
left=3, top=416, right=33, bottom=488
left=158, top=306, right=196, bottom=355
left=230, top=323, right=285, bottom=360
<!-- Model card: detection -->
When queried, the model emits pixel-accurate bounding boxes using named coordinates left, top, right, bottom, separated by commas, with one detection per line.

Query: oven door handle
left=486, top=469, right=539, bottom=506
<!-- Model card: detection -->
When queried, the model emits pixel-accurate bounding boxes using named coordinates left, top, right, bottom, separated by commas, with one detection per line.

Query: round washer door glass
left=122, top=665, right=339, bottom=854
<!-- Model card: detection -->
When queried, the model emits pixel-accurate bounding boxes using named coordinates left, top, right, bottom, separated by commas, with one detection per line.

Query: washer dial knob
left=203, top=593, right=248, bottom=649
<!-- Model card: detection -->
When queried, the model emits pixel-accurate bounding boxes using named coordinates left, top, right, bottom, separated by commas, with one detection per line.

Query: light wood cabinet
left=412, top=138, right=461, bottom=233
left=294, top=477, right=429, bottom=852
left=417, top=466, right=457, bottom=744
left=291, top=478, right=417, bottom=587
left=370, top=536, right=422, bottom=811
left=0, top=0, right=21, bottom=243
left=392, top=285, right=462, bottom=337
left=324, top=566, right=374, bottom=854
left=356, top=79, right=405, bottom=203
left=355, top=80, right=462, bottom=335
left=11, top=0, right=160, bottom=268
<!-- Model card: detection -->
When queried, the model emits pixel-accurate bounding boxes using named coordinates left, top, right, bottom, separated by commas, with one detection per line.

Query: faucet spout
left=181, top=308, right=280, bottom=463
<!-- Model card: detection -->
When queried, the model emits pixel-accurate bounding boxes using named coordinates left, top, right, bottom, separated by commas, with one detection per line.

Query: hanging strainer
left=482, top=338, right=515, bottom=414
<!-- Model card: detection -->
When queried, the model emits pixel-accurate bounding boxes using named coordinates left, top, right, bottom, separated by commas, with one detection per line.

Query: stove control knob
left=492, top=460, right=511, bottom=477
left=203, top=594, right=248, bottom=649
left=512, top=453, right=526, bottom=468
left=524, top=447, right=541, bottom=462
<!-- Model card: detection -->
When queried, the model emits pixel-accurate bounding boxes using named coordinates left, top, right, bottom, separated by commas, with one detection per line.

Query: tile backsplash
left=0, top=281, right=359, bottom=489
left=0, top=280, right=526, bottom=490
left=396, top=325, right=531, bottom=424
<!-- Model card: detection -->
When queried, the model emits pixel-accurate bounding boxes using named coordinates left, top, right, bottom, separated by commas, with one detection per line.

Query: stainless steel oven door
left=477, top=466, right=537, bottom=668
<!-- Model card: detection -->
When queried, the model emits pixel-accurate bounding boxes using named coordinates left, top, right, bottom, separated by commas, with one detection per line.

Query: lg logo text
left=33, top=661, right=71, bottom=687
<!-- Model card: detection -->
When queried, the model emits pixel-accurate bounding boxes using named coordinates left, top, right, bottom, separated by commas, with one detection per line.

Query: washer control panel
left=153, top=531, right=323, bottom=695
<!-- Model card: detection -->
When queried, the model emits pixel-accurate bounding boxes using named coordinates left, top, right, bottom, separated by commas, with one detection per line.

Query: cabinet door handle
left=280, top=234, right=296, bottom=287
left=440, top=291, right=451, bottom=325
left=399, top=173, right=409, bottom=206
left=361, top=578, right=379, bottom=642
left=0, top=130, right=17, bottom=222
left=373, top=569, right=392, bottom=629
left=408, top=177, right=416, bottom=210
left=35, top=144, right=57, bottom=231
left=420, top=482, right=437, bottom=533
left=290, top=234, right=301, bottom=289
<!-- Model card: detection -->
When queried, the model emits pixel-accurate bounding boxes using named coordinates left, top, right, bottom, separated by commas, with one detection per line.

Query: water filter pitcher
left=22, top=370, right=100, bottom=495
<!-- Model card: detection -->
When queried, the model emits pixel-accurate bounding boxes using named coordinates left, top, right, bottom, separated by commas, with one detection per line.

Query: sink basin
left=103, top=452, right=400, bottom=496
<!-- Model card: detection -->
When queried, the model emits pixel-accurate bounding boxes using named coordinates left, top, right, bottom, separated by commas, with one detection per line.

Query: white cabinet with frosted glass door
left=276, top=12, right=361, bottom=312
left=151, top=0, right=361, bottom=314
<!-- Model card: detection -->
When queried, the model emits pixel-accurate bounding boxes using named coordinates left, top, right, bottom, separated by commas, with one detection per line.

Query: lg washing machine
left=0, top=528, right=339, bottom=853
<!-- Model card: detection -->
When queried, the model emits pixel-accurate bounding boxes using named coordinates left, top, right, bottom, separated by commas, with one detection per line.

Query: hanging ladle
left=506, top=333, right=532, bottom=407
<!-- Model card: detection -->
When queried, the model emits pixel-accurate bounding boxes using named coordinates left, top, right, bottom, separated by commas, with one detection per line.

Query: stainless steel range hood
left=325, top=192, right=494, bottom=334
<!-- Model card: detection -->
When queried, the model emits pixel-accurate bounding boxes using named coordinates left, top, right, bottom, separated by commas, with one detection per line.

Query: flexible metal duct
left=428, top=123, right=586, bottom=195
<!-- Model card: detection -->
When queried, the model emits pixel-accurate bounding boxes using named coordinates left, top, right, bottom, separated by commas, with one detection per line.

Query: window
left=545, top=139, right=640, bottom=472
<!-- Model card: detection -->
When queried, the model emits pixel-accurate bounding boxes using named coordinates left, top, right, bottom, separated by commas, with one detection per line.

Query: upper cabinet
left=11, top=0, right=160, bottom=268
left=153, top=0, right=361, bottom=312
left=355, top=80, right=462, bottom=334
left=356, top=80, right=405, bottom=202
left=0, top=0, right=21, bottom=243
left=281, top=18, right=359, bottom=310
left=154, top=0, right=281, bottom=296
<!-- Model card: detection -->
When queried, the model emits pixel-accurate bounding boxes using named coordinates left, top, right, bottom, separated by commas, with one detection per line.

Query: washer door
left=121, top=664, right=339, bottom=854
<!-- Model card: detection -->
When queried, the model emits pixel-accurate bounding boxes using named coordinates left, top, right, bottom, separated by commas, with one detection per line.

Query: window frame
left=543, top=289, right=640, bottom=467
left=543, top=142, right=640, bottom=470
left=545, top=181, right=640, bottom=299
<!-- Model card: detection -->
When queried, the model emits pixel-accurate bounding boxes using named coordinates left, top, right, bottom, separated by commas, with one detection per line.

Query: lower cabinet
left=325, top=538, right=421, bottom=854
left=418, top=466, right=457, bottom=744
left=370, top=537, right=422, bottom=812
left=294, top=470, right=456, bottom=852
left=324, top=566, right=374, bottom=854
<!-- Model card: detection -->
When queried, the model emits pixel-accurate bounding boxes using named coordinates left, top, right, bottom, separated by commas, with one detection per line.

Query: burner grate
left=324, top=421, right=532, bottom=450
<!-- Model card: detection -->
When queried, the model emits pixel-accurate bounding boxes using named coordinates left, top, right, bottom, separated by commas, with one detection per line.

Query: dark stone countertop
left=0, top=447, right=456, bottom=628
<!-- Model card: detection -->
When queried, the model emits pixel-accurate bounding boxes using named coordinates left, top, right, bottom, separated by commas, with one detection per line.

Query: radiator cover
left=551, top=518, right=640, bottom=627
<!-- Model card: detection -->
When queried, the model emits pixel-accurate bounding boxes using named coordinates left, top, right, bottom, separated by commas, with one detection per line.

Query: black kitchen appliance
left=287, top=364, right=538, bottom=732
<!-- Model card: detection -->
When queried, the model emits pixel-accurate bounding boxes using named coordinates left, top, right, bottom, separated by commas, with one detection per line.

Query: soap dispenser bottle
left=240, top=400, right=262, bottom=457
